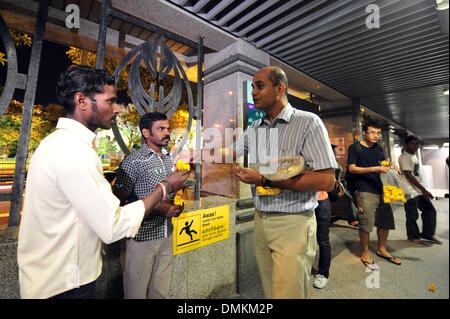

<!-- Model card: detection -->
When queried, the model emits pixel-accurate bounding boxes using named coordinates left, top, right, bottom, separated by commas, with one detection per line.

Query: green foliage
left=0, top=100, right=65, bottom=156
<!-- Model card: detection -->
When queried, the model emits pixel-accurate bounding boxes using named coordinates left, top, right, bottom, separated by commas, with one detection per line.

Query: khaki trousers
left=123, top=234, right=174, bottom=299
left=254, top=210, right=317, bottom=299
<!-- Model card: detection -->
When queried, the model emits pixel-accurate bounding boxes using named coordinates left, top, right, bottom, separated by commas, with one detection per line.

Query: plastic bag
left=380, top=167, right=420, bottom=205
left=253, top=155, right=306, bottom=196
left=253, top=155, right=306, bottom=181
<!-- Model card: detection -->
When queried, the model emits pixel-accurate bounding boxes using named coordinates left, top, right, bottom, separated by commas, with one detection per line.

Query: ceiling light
left=436, top=0, right=449, bottom=10
left=423, top=145, right=439, bottom=149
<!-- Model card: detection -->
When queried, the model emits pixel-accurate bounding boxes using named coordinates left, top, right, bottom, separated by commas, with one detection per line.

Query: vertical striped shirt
left=234, top=103, right=337, bottom=213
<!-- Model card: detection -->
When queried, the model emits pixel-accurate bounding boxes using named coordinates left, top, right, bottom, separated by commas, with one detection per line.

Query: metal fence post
left=8, top=0, right=49, bottom=226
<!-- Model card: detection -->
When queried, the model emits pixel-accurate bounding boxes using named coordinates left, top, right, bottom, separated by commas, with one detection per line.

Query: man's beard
left=88, top=100, right=116, bottom=130
left=156, top=135, right=170, bottom=147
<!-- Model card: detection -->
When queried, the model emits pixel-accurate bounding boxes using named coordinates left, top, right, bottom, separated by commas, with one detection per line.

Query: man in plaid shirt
left=114, top=112, right=183, bottom=299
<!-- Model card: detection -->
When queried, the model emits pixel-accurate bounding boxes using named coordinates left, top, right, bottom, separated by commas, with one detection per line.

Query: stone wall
left=0, top=195, right=259, bottom=299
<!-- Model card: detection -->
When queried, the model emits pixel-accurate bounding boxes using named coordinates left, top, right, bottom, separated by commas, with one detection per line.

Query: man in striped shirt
left=234, top=67, right=337, bottom=298
left=175, top=66, right=337, bottom=298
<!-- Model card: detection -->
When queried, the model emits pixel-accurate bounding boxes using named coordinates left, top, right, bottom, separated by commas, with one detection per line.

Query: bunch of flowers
left=383, top=185, right=407, bottom=203
left=173, top=160, right=190, bottom=206
left=256, top=186, right=281, bottom=196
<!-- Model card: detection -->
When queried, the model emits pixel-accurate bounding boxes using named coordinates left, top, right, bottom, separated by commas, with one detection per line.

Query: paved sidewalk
left=239, top=199, right=449, bottom=299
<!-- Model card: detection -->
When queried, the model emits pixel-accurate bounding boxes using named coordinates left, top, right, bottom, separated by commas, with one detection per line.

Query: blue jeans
left=314, top=198, right=331, bottom=278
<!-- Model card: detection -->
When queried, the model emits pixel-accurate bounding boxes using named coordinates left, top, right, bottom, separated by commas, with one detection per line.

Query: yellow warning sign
left=172, top=205, right=229, bottom=255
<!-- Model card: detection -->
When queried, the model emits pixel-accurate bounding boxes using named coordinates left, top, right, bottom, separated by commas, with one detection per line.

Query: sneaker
left=313, top=274, right=328, bottom=289
left=349, top=221, right=359, bottom=227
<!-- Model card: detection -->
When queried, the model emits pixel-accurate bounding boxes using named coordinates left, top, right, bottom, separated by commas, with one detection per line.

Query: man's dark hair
left=56, top=65, right=115, bottom=114
left=404, top=135, right=420, bottom=145
left=362, top=121, right=381, bottom=133
left=139, top=112, right=168, bottom=135
left=267, top=66, right=288, bottom=97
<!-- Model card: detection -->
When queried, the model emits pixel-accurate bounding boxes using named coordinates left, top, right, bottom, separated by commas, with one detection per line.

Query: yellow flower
left=256, top=186, right=281, bottom=195
left=429, top=284, right=436, bottom=292
left=381, top=161, right=390, bottom=166
left=0, top=52, right=7, bottom=66
left=176, top=159, right=190, bottom=171
left=383, top=185, right=406, bottom=203
left=174, top=195, right=184, bottom=206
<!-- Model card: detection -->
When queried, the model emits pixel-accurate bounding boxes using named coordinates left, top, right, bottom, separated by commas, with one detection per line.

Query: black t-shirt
left=347, top=142, right=385, bottom=194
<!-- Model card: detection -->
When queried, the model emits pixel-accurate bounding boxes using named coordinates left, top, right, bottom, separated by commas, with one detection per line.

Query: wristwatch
left=262, top=177, right=272, bottom=188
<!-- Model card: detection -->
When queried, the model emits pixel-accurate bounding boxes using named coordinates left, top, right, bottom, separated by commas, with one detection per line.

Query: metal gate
left=0, top=0, right=204, bottom=226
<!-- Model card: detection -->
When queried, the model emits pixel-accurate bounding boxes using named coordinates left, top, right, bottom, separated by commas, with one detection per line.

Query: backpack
left=344, top=142, right=362, bottom=194
left=344, top=168, right=357, bottom=194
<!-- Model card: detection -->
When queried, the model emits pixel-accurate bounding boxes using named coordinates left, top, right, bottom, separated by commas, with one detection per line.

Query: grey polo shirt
left=234, top=103, right=337, bottom=213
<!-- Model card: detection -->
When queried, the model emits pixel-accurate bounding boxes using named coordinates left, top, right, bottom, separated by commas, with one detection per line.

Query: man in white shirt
left=398, top=135, right=441, bottom=245
left=17, top=65, right=187, bottom=299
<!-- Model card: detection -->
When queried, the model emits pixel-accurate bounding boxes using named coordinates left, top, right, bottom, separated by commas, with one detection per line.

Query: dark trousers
left=49, top=280, right=96, bottom=299
left=404, top=196, right=437, bottom=240
left=314, top=198, right=331, bottom=278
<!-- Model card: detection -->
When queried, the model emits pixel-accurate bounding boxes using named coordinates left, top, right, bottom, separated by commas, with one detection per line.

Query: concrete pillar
left=201, top=39, right=269, bottom=199
left=351, top=97, right=362, bottom=143
left=380, top=124, right=393, bottom=161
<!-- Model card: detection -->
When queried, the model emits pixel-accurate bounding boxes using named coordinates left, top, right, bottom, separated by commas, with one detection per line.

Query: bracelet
left=156, top=182, right=166, bottom=201
left=163, top=180, right=175, bottom=194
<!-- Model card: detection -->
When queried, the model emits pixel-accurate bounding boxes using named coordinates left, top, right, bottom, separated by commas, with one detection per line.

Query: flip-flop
left=376, top=253, right=402, bottom=265
left=361, top=259, right=379, bottom=271
left=409, top=239, right=431, bottom=246
left=420, top=237, right=442, bottom=245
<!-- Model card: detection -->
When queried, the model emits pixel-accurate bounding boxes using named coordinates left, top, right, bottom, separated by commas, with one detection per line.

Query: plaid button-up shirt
left=115, top=143, right=175, bottom=241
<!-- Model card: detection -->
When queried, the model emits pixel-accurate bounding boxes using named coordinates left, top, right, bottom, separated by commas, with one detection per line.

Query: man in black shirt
left=347, top=122, right=401, bottom=270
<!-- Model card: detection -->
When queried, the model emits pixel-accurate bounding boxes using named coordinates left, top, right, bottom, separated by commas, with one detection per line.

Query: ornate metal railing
left=0, top=0, right=204, bottom=226
left=0, top=0, right=49, bottom=226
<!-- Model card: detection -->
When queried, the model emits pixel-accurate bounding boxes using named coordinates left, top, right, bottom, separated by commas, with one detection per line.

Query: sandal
left=361, top=258, right=379, bottom=271
left=409, top=239, right=431, bottom=246
left=376, top=252, right=401, bottom=265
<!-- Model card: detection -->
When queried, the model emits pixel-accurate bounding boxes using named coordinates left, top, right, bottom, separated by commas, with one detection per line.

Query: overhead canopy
left=2, top=0, right=448, bottom=143
left=168, top=0, right=449, bottom=143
